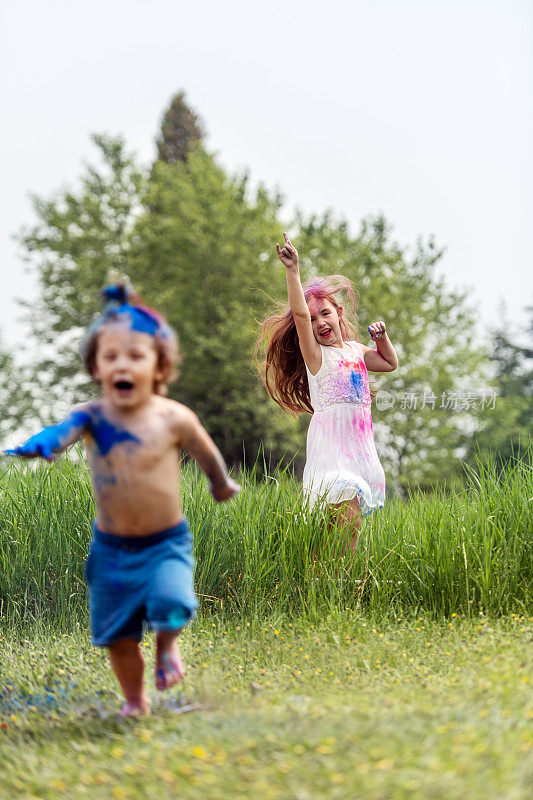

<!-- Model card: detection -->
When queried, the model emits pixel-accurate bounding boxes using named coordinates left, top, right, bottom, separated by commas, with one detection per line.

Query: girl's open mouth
left=320, top=329, right=331, bottom=338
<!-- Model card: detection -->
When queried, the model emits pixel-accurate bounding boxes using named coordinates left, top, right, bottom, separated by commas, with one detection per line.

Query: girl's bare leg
left=155, top=630, right=185, bottom=691
left=328, top=496, right=362, bottom=557
left=108, top=638, right=151, bottom=715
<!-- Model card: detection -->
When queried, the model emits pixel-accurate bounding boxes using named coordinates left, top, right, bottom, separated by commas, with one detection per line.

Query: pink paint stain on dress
left=353, top=410, right=369, bottom=434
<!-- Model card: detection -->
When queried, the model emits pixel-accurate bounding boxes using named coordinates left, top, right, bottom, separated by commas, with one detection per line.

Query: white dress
left=302, top=340, right=386, bottom=517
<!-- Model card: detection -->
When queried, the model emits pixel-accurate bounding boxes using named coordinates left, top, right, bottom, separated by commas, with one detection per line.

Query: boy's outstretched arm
left=3, top=406, right=91, bottom=462
left=180, top=410, right=240, bottom=502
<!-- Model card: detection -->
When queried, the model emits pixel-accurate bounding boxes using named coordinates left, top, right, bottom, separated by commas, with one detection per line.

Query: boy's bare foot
left=155, top=636, right=185, bottom=691
left=120, top=699, right=151, bottom=717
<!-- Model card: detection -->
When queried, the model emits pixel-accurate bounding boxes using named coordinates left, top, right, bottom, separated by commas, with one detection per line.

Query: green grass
left=0, top=452, right=532, bottom=624
left=1, top=455, right=531, bottom=797
left=1, top=614, right=532, bottom=799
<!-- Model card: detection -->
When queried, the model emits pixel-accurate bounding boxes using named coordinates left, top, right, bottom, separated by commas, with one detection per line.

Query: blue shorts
left=85, top=519, right=198, bottom=647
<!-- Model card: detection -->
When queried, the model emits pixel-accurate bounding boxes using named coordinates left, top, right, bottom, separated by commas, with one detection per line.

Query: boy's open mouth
left=114, top=380, right=134, bottom=392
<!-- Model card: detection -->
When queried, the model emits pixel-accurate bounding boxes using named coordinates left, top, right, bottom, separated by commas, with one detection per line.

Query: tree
left=13, top=104, right=511, bottom=487
left=129, top=149, right=300, bottom=465
left=14, top=130, right=299, bottom=465
left=0, top=333, right=34, bottom=447
left=16, top=134, right=146, bottom=419
left=462, top=304, right=533, bottom=470
left=156, top=91, right=205, bottom=165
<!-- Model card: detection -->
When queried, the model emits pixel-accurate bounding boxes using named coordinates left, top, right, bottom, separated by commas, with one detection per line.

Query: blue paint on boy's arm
left=3, top=410, right=91, bottom=461
left=87, top=408, right=141, bottom=456
left=4, top=407, right=142, bottom=461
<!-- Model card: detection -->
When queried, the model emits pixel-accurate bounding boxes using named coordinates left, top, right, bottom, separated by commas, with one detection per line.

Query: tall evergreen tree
left=156, top=91, right=205, bottom=165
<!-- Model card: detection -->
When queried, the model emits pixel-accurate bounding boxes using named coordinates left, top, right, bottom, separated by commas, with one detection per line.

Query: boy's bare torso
left=81, top=395, right=188, bottom=535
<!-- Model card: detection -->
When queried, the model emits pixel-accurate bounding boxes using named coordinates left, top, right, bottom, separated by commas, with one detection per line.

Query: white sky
left=1, top=0, right=532, bottom=351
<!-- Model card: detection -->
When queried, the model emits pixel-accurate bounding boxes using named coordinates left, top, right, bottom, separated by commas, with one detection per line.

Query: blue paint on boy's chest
left=87, top=410, right=141, bottom=456
left=93, top=473, right=118, bottom=492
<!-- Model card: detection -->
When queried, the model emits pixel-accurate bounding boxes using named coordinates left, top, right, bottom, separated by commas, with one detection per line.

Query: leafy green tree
left=0, top=334, right=34, bottom=447
left=16, top=133, right=146, bottom=419
left=13, top=102, right=512, bottom=488
left=156, top=91, right=205, bottom=165
left=130, top=149, right=300, bottom=464
left=13, top=129, right=299, bottom=465
left=295, top=213, right=489, bottom=494
left=462, top=305, right=533, bottom=470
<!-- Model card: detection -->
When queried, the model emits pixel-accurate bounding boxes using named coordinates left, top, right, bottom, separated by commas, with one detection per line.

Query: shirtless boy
left=5, top=285, right=240, bottom=715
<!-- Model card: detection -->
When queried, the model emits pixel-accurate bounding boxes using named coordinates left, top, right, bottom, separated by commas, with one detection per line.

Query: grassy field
left=0, top=454, right=532, bottom=798
left=0, top=452, right=531, bottom=624
left=1, top=614, right=532, bottom=799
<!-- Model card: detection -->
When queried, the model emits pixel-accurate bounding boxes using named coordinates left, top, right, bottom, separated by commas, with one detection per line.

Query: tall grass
left=0, top=450, right=531, bottom=626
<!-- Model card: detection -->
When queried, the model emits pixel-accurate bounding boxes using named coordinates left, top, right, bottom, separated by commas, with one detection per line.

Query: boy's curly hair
left=80, top=284, right=180, bottom=396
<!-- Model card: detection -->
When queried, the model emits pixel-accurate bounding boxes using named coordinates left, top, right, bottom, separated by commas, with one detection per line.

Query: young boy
left=4, top=285, right=240, bottom=716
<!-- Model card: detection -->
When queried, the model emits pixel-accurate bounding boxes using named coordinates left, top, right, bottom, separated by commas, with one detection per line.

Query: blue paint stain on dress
left=350, top=370, right=364, bottom=399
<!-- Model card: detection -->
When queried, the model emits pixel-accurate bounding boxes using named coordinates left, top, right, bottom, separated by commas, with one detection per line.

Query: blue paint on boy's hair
left=87, top=408, right=141, bottom=456
left=98, top=285, right=170, bottom=338
left=102, top=285, right=130, bottom=308
left=120, top=307, right=161, bottom=337
left=350, top=370, right=364, bottom=398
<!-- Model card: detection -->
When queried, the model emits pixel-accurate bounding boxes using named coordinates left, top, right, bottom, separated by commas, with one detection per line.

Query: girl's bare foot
left=155, top=634, right=185, bottom=691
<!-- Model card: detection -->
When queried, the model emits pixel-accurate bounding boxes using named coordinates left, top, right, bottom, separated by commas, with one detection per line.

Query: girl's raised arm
left=276, top=233, right=321, bottom=374
left=3, top=406, right=91, bottom=462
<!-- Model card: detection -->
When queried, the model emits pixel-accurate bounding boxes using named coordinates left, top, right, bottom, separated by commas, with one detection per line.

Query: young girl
left=5, top=285, right=240, bottom=716
left=257, top=234, right=398, bottom=552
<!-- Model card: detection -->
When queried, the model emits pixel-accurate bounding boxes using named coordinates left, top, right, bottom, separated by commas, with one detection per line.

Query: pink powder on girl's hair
left=302, top=275, right=358, bottom=320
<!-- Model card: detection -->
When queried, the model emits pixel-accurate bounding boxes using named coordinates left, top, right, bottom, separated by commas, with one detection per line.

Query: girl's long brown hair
left=255, top=275, right=364, bottom=414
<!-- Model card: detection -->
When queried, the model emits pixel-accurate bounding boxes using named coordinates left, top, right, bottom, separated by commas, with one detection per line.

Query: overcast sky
left=1, top=0, right=532, bottom=351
